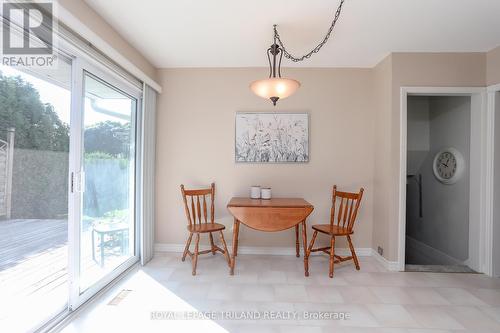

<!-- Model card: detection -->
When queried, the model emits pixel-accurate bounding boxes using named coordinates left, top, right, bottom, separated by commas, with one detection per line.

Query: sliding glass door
left=69, top=60, right=141, bottom=309
left=0, top=8, right=143, bottom=331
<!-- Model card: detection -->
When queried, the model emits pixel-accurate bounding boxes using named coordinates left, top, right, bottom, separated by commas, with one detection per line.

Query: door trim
left=487, top=83, right=500, bottom=276
left=398, top=87, right=493, bottom=274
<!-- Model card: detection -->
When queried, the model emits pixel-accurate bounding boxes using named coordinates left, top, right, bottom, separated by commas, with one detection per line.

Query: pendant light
left=250, top=0, right=346, bottom=106
left=250, top=39, right=300, bottom=106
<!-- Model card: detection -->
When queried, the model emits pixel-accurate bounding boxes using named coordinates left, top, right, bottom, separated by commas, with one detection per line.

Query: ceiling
left=84, top=0, right=500, bottom=69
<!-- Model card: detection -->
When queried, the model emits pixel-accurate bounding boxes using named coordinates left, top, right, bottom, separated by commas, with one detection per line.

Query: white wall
left=406, top=96, right=471, bottom=264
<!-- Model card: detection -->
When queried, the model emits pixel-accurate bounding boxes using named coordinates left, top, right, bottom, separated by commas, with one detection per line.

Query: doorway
left=405, top=95, right=475, bottom=272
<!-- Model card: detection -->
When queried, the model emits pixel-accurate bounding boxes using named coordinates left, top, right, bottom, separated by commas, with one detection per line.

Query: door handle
left=71, top=171, right=85, bottom=193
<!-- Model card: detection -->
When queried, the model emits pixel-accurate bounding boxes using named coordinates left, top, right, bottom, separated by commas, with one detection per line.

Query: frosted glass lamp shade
left=250, top=77, right=300, bottom=105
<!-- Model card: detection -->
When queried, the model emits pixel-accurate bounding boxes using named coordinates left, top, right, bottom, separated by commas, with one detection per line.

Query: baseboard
left=371, top=249, right=400, bottom=271
left=405, top=236, right=465, bottom=266
left=154, top=243, right=372, bottom=257
left=154, top=243, right=401, bottom=271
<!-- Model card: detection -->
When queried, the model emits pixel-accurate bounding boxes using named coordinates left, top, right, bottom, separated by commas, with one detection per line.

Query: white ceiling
left=84, top=0, right=500, bottom=69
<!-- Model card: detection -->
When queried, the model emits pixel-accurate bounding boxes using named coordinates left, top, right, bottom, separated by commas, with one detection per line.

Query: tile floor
left=59, top=252, right=500, bottom=333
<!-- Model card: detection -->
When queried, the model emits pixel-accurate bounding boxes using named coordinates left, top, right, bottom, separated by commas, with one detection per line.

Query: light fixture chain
left=273, top=0, right=345, bottom=62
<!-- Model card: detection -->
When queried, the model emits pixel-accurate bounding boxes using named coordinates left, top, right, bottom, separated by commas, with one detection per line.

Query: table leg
left=234, top=220, right=240, bottom=257
left=295, top=225, right=300, bottom=257
left=230, top=219, right=240, bottom=275
left=302, top=220, right=309, bottom=277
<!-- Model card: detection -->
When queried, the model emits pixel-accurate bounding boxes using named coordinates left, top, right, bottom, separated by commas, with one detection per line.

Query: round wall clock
left=432, top=147, right=465, bottom=185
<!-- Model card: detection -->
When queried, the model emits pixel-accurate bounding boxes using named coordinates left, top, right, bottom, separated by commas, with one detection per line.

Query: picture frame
left=235, top=112, right=309, bottom=163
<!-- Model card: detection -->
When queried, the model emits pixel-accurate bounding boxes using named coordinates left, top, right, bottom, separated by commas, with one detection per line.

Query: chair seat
left=312, top=224, right=352, bottom=235
left=187, top=223, right=225, bottom=233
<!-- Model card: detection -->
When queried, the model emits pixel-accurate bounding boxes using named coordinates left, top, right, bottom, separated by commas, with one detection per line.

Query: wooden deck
left=0, top=218, right=132, bottom=295
left=0, top=219, right=68, bottom=297
left=0, top=219, right=68, bottom=332
left=0, top=218, right=132, bottom=331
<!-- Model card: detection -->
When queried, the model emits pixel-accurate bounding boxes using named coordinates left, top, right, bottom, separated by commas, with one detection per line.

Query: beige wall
left=372, top=55, right=393, bottom=258
left=371, top=53, right=486, bottom=261
left=487, top=46, right=500, bottom=86
left=156, top=52, right=494, bottom=258
left=155, top=68, right=375, bottom=249
left=40, top=2, right=500, bottom=260
left=58, top=0, right=158, bottom=82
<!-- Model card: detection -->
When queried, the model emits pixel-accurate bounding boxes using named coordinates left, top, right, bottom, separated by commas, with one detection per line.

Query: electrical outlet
left=377, top=246, right=383, bottom=256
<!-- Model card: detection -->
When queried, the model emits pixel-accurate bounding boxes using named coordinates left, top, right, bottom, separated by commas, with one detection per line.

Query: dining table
left=226, top=197, right=314, bottom=276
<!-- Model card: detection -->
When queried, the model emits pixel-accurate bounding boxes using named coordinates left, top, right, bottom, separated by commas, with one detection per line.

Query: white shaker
left=250, top=186, right=261, bottom=199
left=261, top=187, right=272, bottom=200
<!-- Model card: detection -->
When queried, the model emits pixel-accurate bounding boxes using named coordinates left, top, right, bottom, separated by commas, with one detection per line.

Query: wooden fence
left=0, top=128, right=14, bottom=218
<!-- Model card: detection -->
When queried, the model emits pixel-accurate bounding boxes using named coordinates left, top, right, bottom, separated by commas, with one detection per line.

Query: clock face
left=435, top=151, right=457, bottom=180
left=432, top=148, right=464, bottom=184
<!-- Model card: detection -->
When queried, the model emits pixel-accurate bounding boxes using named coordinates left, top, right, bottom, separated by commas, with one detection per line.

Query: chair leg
left=329, top=236, right=335, bottom=278
left=307, top=230, right=318, bottom=257
left=91, top=229, right=96, bottom=262
left=219, top=231, right=231, bottom=266
left=100, top=233, right=105, bottom=268
left=347, top=235, right=360, bottom=270
left=209, top=232, right=216, bottom=255
left=182, top=232, right=193, bottom=262
left=192, top=233, right=200, bottom=276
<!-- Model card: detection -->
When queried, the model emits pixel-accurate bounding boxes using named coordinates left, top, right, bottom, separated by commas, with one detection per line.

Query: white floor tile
left=57, top=254, right=500, bottom=333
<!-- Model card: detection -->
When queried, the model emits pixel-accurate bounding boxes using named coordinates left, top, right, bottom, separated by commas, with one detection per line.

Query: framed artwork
left=235, top=112, right=309, bottom=163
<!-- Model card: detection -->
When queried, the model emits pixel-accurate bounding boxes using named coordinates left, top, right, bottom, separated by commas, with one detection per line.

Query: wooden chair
left=307, top=185, right=364, bottom=278
left=180, top=183, right=230, bottom=275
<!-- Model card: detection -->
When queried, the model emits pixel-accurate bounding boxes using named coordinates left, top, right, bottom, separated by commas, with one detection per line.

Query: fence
left=0, top=129, right=14, bottom=218
left=9, top=150, right=129, bottom=219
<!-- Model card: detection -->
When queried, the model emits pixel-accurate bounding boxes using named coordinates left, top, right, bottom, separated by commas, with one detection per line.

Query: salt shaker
left=250, top=186, right=261, bottom=199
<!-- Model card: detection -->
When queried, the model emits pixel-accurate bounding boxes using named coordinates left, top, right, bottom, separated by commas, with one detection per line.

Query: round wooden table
left=226, top=197, right=314, bottom=276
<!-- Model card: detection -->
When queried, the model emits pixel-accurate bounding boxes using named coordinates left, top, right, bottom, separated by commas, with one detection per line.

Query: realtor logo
left=1, top=1, right=56, bottom=67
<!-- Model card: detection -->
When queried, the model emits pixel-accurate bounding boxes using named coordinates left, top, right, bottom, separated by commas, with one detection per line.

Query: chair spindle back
left=330, top=185, right=364, bottom=232
left=180, top=183, right=215, bottom=226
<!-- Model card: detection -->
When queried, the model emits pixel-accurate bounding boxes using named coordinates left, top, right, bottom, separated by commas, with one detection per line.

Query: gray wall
left=407, top=97, right=430, bottom=176
left=407, top=96, right=471, bottom=264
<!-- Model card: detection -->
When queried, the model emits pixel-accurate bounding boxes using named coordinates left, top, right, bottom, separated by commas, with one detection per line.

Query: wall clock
left=432, top=147, right=465, bottom=185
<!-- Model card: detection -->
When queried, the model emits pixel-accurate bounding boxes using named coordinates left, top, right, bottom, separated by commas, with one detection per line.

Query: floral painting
left=235, top=113, right=309, bottom=163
